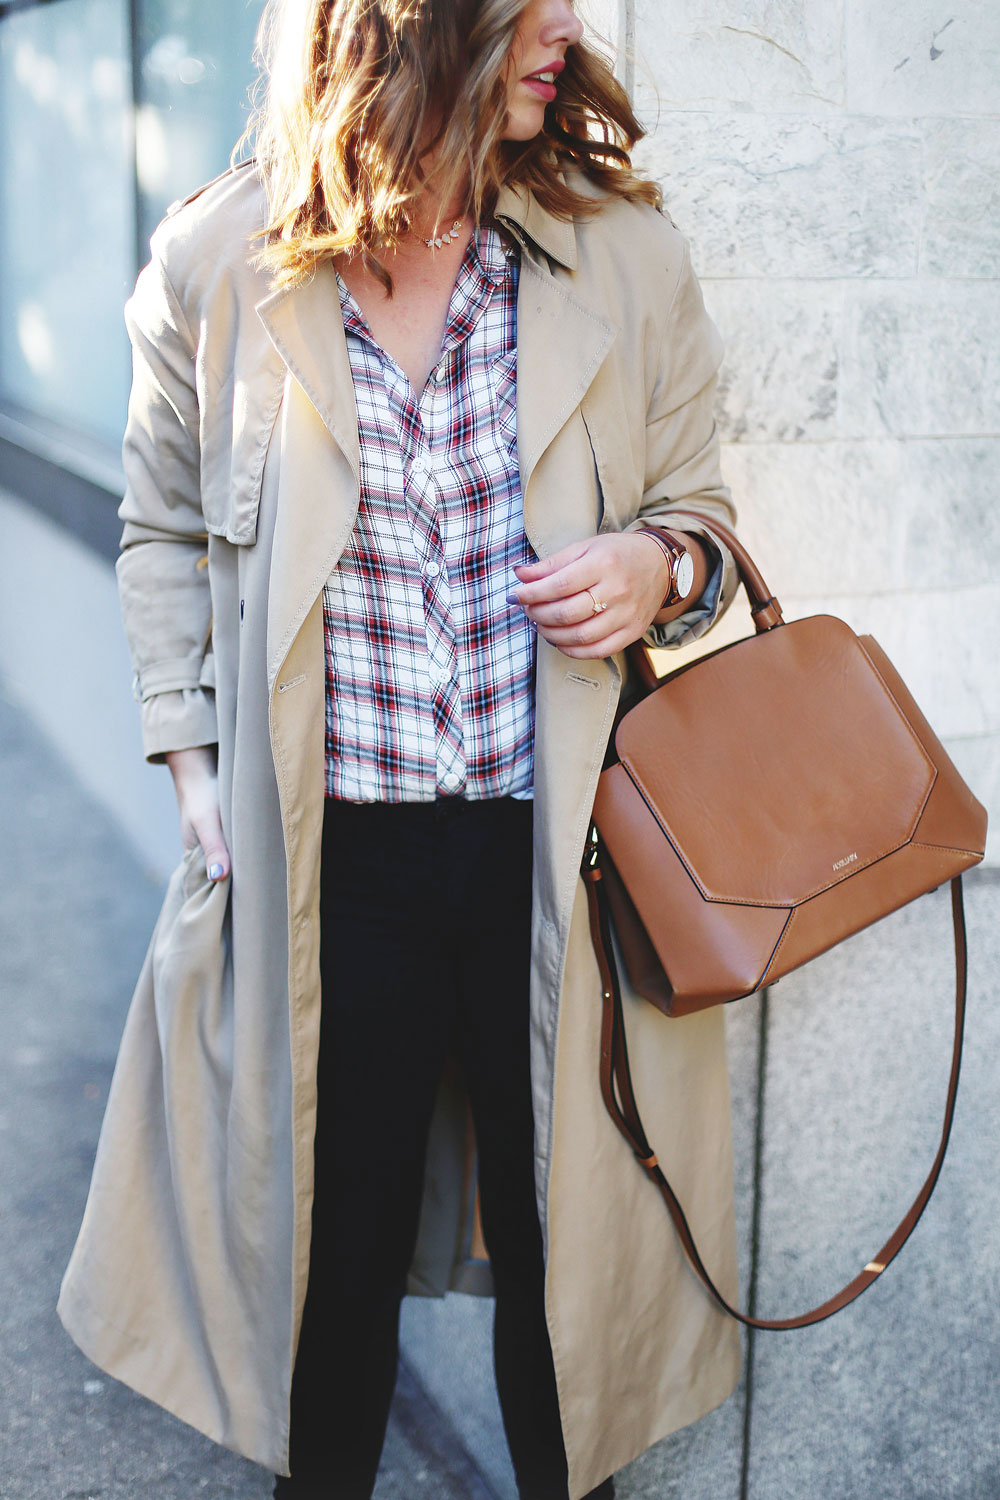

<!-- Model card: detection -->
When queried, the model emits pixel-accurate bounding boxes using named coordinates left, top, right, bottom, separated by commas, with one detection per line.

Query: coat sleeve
left=627, top=235, right=738, bottom=650
left=116, top=233, right=218, bottom=763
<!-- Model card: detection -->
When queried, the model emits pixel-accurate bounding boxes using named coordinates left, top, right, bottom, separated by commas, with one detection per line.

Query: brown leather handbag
left=584, top=512, right=988, bottom=1330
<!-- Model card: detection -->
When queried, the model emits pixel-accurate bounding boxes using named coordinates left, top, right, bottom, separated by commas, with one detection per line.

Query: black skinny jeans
left=273, top=797, right=614, bottom=1500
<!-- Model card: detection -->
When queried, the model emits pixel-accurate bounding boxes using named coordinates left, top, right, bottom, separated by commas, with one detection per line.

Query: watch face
left=676, top=550, right=696, bottom=600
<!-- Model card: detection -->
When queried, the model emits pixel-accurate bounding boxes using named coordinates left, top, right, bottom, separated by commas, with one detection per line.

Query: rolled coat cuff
left=137, top=685, right=218, bottom=763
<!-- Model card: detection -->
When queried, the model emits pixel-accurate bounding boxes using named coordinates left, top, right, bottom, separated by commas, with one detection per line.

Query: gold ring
left=587, top=589, right=608, bottom=616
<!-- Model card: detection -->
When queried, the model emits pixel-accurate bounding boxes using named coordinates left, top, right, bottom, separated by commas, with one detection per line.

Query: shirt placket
left=395, top=240, right=506, bottom=798
left=423, top=240, right=511, bottom=795
left=395, top=375, right=467, bottom=797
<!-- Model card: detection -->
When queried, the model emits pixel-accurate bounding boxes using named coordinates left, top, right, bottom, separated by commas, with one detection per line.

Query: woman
left=59, top=1, right=743, bottom=1496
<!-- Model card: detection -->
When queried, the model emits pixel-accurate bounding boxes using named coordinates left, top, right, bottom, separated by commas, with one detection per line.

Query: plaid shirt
left=323, top=227, right=536, bottom=801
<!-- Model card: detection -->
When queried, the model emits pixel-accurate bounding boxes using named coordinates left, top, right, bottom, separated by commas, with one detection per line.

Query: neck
left=407, top=148, right=470, bottom=240
left=409, top=200, right=467, bottom=239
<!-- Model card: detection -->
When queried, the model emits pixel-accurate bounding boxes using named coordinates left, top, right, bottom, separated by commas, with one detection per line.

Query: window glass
left=134, top=0, right=266, bottom=249
left=0, top=0, right=133, bottom=450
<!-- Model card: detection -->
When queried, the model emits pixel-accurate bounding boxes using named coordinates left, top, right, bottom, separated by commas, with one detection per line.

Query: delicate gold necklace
left=418, top=218, right=464, bottom=251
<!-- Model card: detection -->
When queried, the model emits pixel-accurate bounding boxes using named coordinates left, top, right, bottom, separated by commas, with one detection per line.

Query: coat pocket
left=148, top=845, right=235, bottom=1134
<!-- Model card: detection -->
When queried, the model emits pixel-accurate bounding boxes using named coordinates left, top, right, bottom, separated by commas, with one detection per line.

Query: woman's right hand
left=164, top=746, right=231, bottom=882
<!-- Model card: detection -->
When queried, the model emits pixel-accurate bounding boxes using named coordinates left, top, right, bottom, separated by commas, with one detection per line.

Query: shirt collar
left=336, top=274, right=369, bottom=341
left=475, top=222, right=517, bottom=285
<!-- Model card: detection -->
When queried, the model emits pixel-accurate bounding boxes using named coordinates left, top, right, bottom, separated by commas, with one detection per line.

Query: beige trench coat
left=58, top=161, right=743, bottom=1496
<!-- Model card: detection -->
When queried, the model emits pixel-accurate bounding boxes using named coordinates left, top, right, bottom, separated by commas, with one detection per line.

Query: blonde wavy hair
left=241, top=0, right=660, bottom=289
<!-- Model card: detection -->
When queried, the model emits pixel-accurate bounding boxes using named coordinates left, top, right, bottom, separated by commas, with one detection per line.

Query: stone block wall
left=586, top=0, right=999, bottom=860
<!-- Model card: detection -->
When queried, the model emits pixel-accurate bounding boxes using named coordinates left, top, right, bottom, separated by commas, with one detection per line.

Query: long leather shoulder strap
left=581, top=847, right=969, bottom=1331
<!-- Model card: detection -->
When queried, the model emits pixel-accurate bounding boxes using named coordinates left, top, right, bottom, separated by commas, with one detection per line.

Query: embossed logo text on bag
left=832, top=852, right=859, bottom=872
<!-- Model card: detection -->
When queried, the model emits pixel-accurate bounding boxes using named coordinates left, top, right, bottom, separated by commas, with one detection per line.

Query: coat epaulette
left=165, top=155, right=257, bottom=219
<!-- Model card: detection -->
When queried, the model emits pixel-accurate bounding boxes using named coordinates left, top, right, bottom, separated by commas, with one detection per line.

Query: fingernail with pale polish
left=507, top=592, right=522, bottom=605
left=208, top=863, right=225, bottom=881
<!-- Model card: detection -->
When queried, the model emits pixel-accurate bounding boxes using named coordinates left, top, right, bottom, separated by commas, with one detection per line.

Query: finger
left=535, top=601, right=644, bottom=648
left=523, top=591, right=600, bottom=629
left=514, top=557, right=614, bottom=609
left=545, top=623, right=639, bottom=659
left=512, top=540, right=591, bottom=583
left=191, top=813, right=231, bottom=882
left=535, top=611, right=624, bottom=650
left=535, top=597, right=634, bottom=636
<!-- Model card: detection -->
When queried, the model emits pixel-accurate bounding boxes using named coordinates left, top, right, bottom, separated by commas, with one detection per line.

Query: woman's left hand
left=510, top=532, right=671, bottom=659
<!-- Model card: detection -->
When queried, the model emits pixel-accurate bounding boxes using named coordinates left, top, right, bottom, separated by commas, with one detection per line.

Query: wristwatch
left=637, top=527, right=696, bottom=608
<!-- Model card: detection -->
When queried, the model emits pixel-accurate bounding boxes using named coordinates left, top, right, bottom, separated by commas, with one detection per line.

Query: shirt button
left=434, top=365, right=447, bottom=383
left=442, top=772, right=461, bottom=790
left=425, top=561, right=440, bottom=579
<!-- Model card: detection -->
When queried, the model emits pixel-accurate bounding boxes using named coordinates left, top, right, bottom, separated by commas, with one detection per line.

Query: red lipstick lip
left=521, top=58, right=565, bottom=101
left=523, top=76, right=558, bottom=101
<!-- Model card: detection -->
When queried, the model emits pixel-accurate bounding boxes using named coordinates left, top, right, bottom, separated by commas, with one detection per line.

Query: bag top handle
left=667, top=511, right=784, bottom=633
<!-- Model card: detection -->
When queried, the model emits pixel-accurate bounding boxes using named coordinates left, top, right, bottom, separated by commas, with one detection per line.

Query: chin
left=503, top=109, right=547, bottom=142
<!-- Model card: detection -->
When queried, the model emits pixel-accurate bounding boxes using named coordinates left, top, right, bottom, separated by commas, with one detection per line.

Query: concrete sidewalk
left=2, top=677, right=998, bottom=1499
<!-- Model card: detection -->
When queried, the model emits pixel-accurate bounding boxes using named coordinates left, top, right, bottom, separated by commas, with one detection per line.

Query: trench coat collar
left=494, top=181, right=578, bottom=270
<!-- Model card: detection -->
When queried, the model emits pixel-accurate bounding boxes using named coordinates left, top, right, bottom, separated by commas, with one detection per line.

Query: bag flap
left=615, top=616, right=937, bottom=908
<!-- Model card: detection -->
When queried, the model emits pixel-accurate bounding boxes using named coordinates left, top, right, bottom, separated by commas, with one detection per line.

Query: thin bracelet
left=635, top=527, right=685, bottom=607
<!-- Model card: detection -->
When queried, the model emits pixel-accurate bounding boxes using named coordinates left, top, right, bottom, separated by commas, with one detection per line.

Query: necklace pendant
left=422, top=218, right=463, bottom=251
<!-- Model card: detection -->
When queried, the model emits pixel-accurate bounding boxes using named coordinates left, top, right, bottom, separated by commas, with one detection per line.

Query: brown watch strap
left=581, top=839, right=968, bottom=1331
left=636, top=527, right=690, bottom=608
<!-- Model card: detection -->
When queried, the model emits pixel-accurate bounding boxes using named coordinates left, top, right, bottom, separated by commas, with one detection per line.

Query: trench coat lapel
left=256, top=270, right=361, bottom=687
left=494, top=185, right=617, bottom=558
left=256, top=267, right=360, bottom=477
left=514, top=255, right=616, bottom=557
